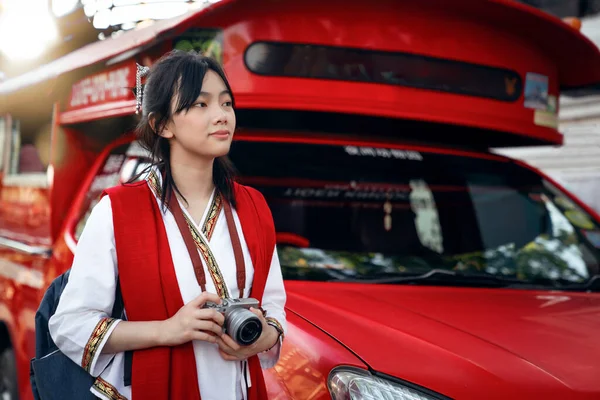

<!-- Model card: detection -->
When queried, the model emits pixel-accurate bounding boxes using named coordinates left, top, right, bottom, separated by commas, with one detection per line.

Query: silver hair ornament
left=135, top=64, right=151, bottom=114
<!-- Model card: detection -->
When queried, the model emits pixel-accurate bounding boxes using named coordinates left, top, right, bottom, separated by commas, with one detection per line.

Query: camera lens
left=226, top=309, right=263, bottom=346
left=238, top=320, right=262, bottom=345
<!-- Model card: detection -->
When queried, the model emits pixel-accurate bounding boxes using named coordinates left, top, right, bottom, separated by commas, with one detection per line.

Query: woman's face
left=162, top=69, right=236, bottom=161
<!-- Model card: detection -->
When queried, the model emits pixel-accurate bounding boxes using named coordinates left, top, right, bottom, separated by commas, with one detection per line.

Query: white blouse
left=48, top=176, right=287, bottom=400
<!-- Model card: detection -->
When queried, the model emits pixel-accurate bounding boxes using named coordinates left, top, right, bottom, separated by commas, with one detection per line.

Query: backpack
left=29, top=269, right=129, bottom=400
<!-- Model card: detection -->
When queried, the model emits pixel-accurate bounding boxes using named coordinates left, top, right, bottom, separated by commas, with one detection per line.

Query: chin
left=204, top=142, right=232, bottom=159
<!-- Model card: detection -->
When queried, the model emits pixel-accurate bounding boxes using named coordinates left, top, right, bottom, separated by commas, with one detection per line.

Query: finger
left=193, top=320, right=223, bottom=336
left=219, top=348, right=240, bottom=361
left=249, top=308, right=268, bottom=328
left=196, top=308, right=225, bottom=326
left=216, top=337, right=234, bottom=351
left=249, top=307, right=261, bottom=316
left=191, top=330, right=218, bottom=343
left=220, top=333, right=241, bottom=351
left=249, top=307, right=266, bottom=322
left=216, top=338, right=235, bottom=354
left=192, top=292, right=222, bottom=307
left=249, top=307, right=263, bottom=315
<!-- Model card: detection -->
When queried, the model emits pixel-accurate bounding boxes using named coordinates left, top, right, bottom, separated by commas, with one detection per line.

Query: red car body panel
left=285, top=281, right=600, bottom=399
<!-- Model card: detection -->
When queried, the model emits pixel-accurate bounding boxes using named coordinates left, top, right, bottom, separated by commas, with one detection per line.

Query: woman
left=49, top=50, right=287, bottom=400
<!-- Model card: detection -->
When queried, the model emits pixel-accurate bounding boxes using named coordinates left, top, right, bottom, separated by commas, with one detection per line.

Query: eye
left=194, top=102, right=208, bottom=108
left=223, top=101, right=233, bottom=107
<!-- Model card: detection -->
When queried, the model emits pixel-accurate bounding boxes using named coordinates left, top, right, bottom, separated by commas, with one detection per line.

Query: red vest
left=103, top=181, right=275, bottom=400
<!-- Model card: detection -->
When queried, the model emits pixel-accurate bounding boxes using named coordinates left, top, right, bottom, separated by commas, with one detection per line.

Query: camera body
left=203, top=298, right=263, bottom=346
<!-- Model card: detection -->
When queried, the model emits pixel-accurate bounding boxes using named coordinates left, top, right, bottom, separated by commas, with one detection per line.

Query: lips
left=210, top=130, right=230, bottom=138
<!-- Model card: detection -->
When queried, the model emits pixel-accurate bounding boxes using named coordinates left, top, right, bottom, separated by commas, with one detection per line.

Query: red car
left=1, top=1, right=600, bottom=399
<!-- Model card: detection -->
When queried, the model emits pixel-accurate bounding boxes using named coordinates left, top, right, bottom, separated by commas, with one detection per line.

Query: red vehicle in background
left=1, top=1, right=600, bottom=399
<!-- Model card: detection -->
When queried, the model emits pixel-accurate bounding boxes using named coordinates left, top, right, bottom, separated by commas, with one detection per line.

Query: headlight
left=328, top=367, right=446, bottom=400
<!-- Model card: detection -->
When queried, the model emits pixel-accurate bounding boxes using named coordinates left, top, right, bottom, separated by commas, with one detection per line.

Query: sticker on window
left=534, top=110, right=558, bottom=128
left=554, top=196, right=576, bottom=210
left=344, top=146, right=422, bottom=161
left=282, top=187, right=409, bottom=201
left=524, top=72, right=549, bottom=110
left=564, top=210, right=595, bottom=230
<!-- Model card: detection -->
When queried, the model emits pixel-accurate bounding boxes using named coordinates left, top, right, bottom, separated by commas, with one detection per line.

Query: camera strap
left=223, top=199, right=246, bottom=298
left=168, top=189, right=246, bottom=297
left=168, top=190, right=208, bottom=292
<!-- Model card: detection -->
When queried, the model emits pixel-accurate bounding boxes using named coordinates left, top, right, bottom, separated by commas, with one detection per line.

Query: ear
left=149, top=112, right=174, bottom=139
left=160, top=121, right=175, bottom=139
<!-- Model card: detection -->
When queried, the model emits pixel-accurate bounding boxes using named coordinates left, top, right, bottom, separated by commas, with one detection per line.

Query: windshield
left=229, top=141, right=600, bottom=290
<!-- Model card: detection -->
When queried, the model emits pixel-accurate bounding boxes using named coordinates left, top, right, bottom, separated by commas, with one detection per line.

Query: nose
left=213, top=107, right=228, bottom=125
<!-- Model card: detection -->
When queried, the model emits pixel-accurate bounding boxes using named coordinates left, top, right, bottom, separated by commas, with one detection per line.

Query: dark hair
left=134, top=50, right=237, bottom=209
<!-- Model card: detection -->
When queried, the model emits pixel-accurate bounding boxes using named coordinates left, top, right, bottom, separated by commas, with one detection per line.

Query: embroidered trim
left=146, top=169, right=229, bottom=298
left=266, top=317, right=285, bottom=340
left=93, top=377, right=128, bottom=400
left=183, top=213, right=230, bottom=298
left=82, top=318, right=117, bottom=372
left=202, top=192, right=222, bottom=241
left=147, top=170, right=161, bottom=204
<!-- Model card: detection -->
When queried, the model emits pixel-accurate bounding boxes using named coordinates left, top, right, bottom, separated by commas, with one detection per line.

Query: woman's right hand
left=160, top=292, right=225, bottom=346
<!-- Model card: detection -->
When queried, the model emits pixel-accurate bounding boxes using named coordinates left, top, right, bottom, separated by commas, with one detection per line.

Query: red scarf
left=103, top=181, right=275, bottom=400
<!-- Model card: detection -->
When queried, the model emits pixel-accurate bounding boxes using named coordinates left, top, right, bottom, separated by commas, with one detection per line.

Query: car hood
left=284, top=281, right=600, bottom=399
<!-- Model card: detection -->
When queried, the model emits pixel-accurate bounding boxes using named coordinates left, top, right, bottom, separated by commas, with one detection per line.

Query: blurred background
left=2, top=0, right=600, bottom=79
left=2, top=0, right=599, bottom=214
left=0, top=0, right=600, bottom=216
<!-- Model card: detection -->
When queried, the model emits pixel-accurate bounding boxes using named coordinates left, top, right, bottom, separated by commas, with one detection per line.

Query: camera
left=203, top=298, right=262, bottom=345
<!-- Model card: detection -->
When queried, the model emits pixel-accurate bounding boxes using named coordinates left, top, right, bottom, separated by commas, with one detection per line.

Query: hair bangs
left=173, top=58, right=209, bottom=114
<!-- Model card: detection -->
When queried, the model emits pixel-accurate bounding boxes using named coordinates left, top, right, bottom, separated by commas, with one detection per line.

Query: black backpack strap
left=124, top=350, right=133, bottom=386
left=111, top=278, right=124, bottom=318
left=110, top=278, right=133, bottom=387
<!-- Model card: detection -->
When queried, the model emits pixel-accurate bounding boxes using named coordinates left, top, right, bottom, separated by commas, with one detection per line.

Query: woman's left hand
left=216, top=307, right=279, bottom=361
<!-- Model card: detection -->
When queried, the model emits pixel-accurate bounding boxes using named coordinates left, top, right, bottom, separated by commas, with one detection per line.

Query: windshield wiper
left=346, top=269, right=600, bottom=292
left=544, top=274, right=600, bottom=292
left=344, top=268, right=525, bottom=286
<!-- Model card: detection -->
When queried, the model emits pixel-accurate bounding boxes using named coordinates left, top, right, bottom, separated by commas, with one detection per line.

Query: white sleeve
left=258, top=246, right=287, bottom=369
left=48, top=195, right=121, bottom=377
